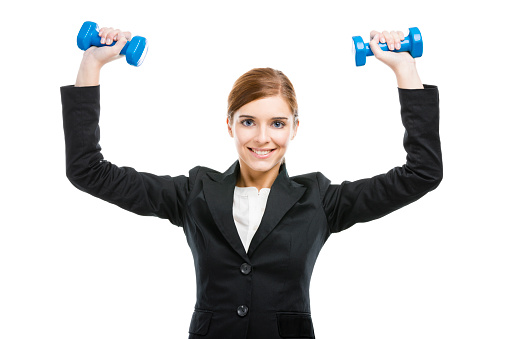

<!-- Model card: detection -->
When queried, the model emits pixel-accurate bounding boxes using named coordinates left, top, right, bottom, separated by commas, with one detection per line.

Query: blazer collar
left=202, top=160, right=306, bottom=260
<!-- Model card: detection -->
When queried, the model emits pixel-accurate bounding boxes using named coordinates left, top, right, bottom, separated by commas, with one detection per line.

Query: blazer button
left=240, top=263, right=252, bottom=275
left=237, top=305, right=249, bottom=317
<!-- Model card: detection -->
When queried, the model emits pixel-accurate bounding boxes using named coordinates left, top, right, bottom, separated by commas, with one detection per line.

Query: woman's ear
left=227, top=117, right=233, bottom=138
left=291, top=120, right=299, bottom=140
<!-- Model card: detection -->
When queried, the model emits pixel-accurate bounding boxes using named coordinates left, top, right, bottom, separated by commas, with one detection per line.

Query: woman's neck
left=236, top=160, right=282, bottom=191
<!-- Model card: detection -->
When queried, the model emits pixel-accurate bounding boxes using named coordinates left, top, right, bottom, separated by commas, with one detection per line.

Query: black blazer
left=61, top=85, right=442, bottom=339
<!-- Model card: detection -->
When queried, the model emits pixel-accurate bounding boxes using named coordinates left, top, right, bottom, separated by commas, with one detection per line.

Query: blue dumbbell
left=352, top=27, right=423, bottom=67
left=77, top=21, right=148, bottom=67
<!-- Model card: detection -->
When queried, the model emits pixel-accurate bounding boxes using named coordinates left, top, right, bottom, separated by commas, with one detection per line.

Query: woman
left=61, top=26, right=442, bottom=338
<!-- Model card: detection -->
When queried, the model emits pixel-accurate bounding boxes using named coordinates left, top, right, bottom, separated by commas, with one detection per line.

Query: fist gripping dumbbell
left=352, top=27, right=423, bottom=67
left=77, top=21, right=149, bottom=67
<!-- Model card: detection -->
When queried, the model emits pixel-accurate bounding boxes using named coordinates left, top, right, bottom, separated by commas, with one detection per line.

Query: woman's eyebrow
left=238, top=115, right=288, bottom=120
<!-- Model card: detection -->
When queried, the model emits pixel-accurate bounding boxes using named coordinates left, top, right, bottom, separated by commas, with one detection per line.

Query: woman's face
left=227, top=96, right=298, bottom=175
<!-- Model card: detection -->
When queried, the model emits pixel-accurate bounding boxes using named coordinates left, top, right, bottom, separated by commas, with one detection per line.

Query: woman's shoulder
left=290, top=171, right=332, bottom=199
left=187, top=165, right=226, bottom=184
left=291, top=171, right=330, bottom=183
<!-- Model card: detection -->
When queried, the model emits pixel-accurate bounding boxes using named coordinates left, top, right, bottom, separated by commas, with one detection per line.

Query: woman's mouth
left=248, top=147, right=275, bottom=158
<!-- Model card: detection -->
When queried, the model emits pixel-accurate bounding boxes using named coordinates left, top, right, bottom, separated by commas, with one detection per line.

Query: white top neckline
left=232, top=186, right=271, bottom=252
left=234, top=186, right=271, bottom=196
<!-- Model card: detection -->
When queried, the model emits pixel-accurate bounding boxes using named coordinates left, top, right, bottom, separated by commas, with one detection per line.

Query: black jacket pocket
left=189, top=309, right=213, bottom=336
left=277, top=312, right=315, bottom=338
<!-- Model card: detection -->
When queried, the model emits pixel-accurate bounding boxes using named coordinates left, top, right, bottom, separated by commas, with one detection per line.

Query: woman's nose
left=254, top=126, right=270, bottom=144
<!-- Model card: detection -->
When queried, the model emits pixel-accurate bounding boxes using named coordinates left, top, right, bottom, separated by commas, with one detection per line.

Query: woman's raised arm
left=62, top=25, right=197, bottom=226
left=321, top=29, right=442, bottom=233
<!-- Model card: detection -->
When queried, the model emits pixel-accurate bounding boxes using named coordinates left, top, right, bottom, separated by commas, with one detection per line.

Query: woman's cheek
left=274, top=129, right=292, bottom=147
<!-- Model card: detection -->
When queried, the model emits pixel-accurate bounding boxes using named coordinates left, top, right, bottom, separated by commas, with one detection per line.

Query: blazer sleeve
left=61, top=85, right=197, bottom=226
left=321, top=85, right=443, bottom=233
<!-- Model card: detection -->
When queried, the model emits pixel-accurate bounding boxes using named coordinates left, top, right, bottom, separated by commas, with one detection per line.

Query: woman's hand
left=369, top=30, right=424, bottom=89
left=75, top=27, right=132, bottom=87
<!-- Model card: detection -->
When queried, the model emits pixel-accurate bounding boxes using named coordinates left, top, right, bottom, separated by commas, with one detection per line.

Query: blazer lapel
left=247, top=163, right=306, bottom=257
left=202, top=161, right=249, bottom=261
left=202, top=161, right=306, bottom=260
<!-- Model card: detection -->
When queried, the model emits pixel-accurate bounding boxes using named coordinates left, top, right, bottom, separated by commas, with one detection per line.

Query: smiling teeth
left=252, top=149, right=271, bottom=155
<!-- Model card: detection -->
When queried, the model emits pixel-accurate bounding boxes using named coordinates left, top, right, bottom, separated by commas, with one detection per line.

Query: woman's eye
left=241, top=119, right=254, bottom=127
left=273, top=121, right=286, bottom=129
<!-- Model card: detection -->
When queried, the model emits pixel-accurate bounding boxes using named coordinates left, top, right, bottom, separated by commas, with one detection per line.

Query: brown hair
left=227, top=68, right=298, bottom=126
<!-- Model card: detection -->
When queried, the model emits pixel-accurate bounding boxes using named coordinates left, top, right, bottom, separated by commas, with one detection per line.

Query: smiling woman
left=227, top=68, right=300, bottom=189
left=228, top=94, right=298, bottom=188
left=61, top=25, right=442, bottom=339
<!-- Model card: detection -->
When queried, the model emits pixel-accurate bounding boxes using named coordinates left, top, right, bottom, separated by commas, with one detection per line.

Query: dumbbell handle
left=363, top=37, right=413, bottom=57
left=85, top=33, right=130, bottom=55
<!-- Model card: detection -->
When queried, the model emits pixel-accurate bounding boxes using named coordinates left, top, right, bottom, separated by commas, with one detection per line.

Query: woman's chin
left=240, top=157, right=282, bottom=174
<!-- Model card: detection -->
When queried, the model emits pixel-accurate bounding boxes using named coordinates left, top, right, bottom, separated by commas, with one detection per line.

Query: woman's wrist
left=75, top=55, right=103, bottom=87
left=394, top=62, right=424, bottom=89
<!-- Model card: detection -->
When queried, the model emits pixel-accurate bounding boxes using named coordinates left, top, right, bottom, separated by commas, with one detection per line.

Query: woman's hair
left=227, top=68, right=298, bottom=126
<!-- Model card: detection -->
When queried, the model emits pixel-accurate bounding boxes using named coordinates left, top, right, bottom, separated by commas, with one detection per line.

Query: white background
left=1, top=1, right=508, bottom=338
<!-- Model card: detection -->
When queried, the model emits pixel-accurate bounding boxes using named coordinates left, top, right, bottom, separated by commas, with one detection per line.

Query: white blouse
left=233, top=186, right=270, bottom=252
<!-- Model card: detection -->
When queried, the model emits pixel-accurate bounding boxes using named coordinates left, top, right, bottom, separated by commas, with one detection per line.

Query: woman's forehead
left=235, top=96, right=293, bottom=118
